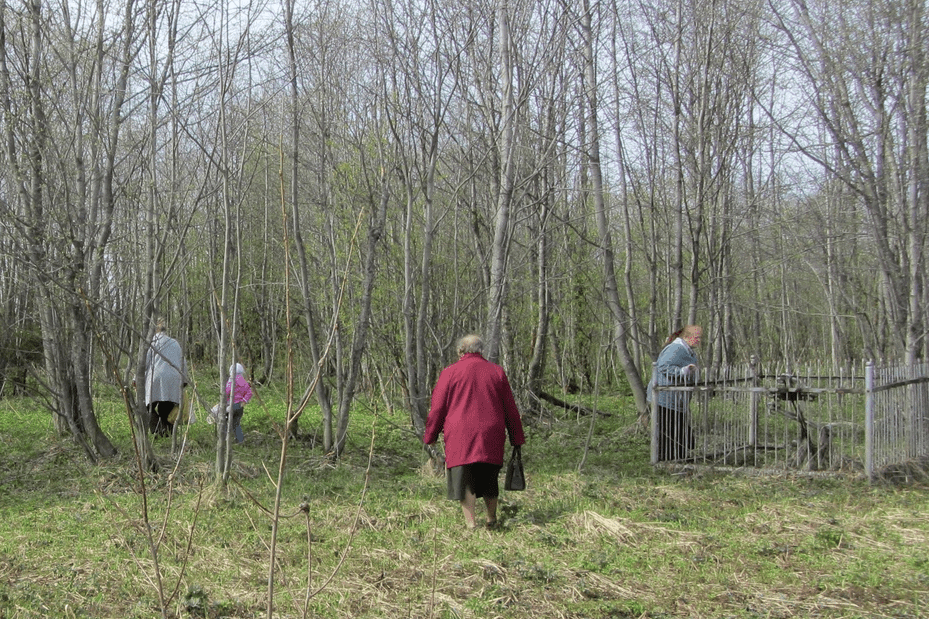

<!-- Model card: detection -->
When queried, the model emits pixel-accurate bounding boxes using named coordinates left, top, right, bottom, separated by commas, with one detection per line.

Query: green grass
left=1, top=390, right=927, bottom=618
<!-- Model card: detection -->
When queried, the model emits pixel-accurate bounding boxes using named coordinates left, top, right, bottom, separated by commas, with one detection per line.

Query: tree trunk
left=578, top=0, right=647, bottom=413
left=485, top=0, right=516, bottom=364
left=333, top=177, right=389, bottom=456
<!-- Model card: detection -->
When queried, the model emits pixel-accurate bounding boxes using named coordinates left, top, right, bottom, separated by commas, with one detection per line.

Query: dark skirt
left=446, top=463, right=502, bottom=500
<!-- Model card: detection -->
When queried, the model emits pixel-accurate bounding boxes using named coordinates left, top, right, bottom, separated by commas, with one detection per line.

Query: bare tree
left=484, top=0, right=517, bottom=363
left=127, top=0, right=186, bottom=473
left=0, top=0, right=152, bottom=460
left=569, top=0, right=648, bottom=412
left=770, top=0, right=929, bottom=360
left=373, top=0, right=465, bottom=435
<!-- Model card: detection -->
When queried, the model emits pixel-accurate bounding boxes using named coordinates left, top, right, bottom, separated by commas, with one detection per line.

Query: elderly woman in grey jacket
left=145, top=322, right=186, bottom=437
left=647, top=325, right=702, bottom=461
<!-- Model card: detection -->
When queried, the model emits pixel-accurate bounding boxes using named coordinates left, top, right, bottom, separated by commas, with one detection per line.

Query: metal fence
left=867, top=361, right=929, bottom=477
left=650, top=358, right=929, bottom=480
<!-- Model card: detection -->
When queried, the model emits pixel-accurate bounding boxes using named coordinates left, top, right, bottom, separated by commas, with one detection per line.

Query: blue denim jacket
left=646, top=338, right=698, bottom=411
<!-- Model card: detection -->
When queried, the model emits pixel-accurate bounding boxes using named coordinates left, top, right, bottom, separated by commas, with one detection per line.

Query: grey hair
left=457, top=334, right=484, bottom=355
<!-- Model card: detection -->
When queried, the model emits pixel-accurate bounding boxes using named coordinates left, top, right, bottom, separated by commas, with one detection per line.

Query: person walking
left=647, top=324, right=702, bottom=461
left=424, top=334, right=526, bottom=530
left=144, top=321, right=186, bottom=437
left=225, top=362, right=253, bottom=443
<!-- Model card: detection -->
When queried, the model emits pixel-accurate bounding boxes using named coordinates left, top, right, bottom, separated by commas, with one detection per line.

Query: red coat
left=424, top=353, right=525, bottom=468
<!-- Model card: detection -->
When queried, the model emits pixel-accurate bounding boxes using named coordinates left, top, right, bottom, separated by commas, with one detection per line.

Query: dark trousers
left=230, top=403, right=244, bottom=443
left=148, top=401, right=175, bottom=436
left=657, top=405, right=694, bottom=461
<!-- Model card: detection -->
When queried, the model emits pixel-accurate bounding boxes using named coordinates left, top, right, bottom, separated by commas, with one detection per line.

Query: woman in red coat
left=424, top=334, right=526, bottom=529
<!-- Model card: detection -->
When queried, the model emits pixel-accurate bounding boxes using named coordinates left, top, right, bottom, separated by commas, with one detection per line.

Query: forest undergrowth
left=0, top=389, right=928, bottom=619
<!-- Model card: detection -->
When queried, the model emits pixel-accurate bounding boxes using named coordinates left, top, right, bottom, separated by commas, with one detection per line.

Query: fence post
left=908, top=362, right=920, bottom=458
left=651, top=362, right=659, bottom=465
left=865, top=360, right=874, bottom=482
left=920, top=361, right=929, bottom=458
left=749, top=355, right=758, bottom=450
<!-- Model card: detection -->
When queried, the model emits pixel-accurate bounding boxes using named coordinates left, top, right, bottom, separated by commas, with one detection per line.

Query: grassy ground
left=0, top=388, right=927, bottom=619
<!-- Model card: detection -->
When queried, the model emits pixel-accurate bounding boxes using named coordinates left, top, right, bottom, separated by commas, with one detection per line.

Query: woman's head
left=457, top=334, right=484, bottom=356
left=681, top=325, right=702, bottom=347
left=666, top=324, right=702, bottom=347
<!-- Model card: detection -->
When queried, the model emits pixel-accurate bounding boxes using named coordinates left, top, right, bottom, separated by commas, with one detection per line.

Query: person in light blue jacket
left=647, top=325, right=702, bottom=461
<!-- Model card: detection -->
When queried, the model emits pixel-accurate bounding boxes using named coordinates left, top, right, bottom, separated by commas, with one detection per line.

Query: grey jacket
left=646, top=338, right=698, bottom=412
left=145, top=332, right=185, bottom=405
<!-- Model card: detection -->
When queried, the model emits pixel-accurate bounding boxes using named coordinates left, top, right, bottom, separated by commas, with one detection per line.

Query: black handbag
left=504, top=445, right=526, bottom=491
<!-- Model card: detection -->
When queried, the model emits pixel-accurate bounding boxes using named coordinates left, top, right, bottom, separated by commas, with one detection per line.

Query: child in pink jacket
left=225, top=363, right=253, bottom=443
